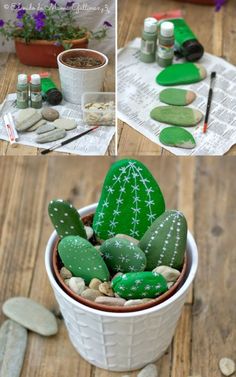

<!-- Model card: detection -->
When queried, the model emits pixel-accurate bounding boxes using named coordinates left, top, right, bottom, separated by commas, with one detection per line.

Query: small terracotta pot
left=14, top=34, right=89, bottom=68
left=52, top=213, right=188, bottom=314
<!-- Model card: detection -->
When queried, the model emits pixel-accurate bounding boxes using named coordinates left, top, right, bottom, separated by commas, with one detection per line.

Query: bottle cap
left=18, top=74, right=27, bottom=85
left=144, top=17, right=158, bottom=33
left=31, top=74, right=41, bottom=85
left=160, top=21, right=174, bottom=37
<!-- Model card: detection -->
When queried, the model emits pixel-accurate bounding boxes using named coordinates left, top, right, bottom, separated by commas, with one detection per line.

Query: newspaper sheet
left=118, top=38, right=236, bottom=156
left=0, top=93, right=115, bottom=155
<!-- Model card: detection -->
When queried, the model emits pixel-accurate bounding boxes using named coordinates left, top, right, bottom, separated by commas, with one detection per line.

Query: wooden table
left=0, top=157, right=235, bottom=377
left=0, top=53, right=115, bottom=156
left=118, top=0, right=236, bottom=155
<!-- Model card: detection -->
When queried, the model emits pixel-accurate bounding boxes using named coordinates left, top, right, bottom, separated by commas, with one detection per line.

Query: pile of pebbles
left=84, top=100, right=115, bottom=125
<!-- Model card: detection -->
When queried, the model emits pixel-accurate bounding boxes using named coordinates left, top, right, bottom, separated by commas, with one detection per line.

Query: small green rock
left=159, top=88, right=196, bottom=106
left=156, top=63, right=207, bottom=86
left=100, top=237, right=146, bottom=274
left=48, top=199, right=87, bottom=239
left=139, top=210, right=187, bottom=270
left=150, top=106, right=203, bottom=127
left=111, top=271, right=168, bottom=299
left=58, top=235, right=110, bottom=284
left=159, top=127, right=196, bottom=149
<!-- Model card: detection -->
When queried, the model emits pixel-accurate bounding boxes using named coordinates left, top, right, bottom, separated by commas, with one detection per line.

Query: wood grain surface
left=0, top=54, right=115, bottom=156
left=0, top=156, right=235, bottom=376
left=118, top=0, right=236, bottom=155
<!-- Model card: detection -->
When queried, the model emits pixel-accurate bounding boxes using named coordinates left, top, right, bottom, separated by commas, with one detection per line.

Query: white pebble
left=138, top=364, right=158, bottom=377
left=68, top=277, right=85, bottom=295
left=85, top=226, right=94, bottom=240
left=219, top=358, right=236, bottom=376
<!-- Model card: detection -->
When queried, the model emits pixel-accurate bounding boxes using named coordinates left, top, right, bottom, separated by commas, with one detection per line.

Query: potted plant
left=0, top=1, right=112, bottom=68
left=45, top=159, right=198, bottom=371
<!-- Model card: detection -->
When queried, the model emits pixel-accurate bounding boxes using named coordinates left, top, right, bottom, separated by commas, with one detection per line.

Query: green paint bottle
left=157, top=21, right=175, bottom=68
left=16, top=74, right=28, bottom=109
left=140, top=17, right=158, bottom=63
left=30, top=74, right=42, bottom=109
left=41, top=78, right=63, bottom=106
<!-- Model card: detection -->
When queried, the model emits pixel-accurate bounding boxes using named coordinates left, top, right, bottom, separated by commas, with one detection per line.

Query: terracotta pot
left=14, top=34, right=89, bottom=68
left=52, top=212, right=188, bottom=314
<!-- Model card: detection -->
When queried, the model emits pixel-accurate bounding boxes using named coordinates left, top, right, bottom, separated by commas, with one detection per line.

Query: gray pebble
left=53, top=118, right=76, bottom=130
left=42, top=107, right=59, bottom=122
left=68, top=277, right=85, bottom=295
left=81, top=289, right=103, bottom=301
left=36, top=128, right=66, bottom=143
left=60, top=267, right=72, bottom=280
left=0, top=320, right=27, bottom=377
left=95, top=296, right=126, bottom=306
left=36, top=123, right=56, bottom=134
left=27, top=119, right=46, bottom=132
left=2, top=297, right=58, bottom=336
left=152, top=266, right=181, bottom=282
left=85, top=226, right=94, bottom=240
left=124, top=298, right=153, bottom=307
left=138, top=364, right=158, bottom=377
left=16, top=109, right=42, bottom=131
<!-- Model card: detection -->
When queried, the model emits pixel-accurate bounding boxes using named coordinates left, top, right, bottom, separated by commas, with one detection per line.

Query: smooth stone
left=219, top=358, right=236, bottom=376
left=167, top=282, right=174, bottom=289
left=159, top=127, right=196, bottom=149
left=81, top=289, right=103, bottom=301
left=137, top=364, right=158, bottom=377
left=60, top=267, right=72, bottom=280
left=89, top=278, right=102, bottom=290
left=115, top=234, right=139, bottom=244
left=27, top=119, right=47, bottom=132
left=85, top=225, right=94, bottom=240
left=41, top=107, right=60, bottom=122
left=68, top=277, right=85, bottom=295
left=156, top=63, right=207, bottom=86
left=2, top=297, right=58, bottom=336
left=151, top=106, right=203, bottom=127
left=159, top=88, right=196, bottom=106
left=16, top=109, right=42, bottom=131
left=124, top=298, right=153, bottom=307
left=95, top=296, right=126, bottom=306
left=36, top=128, right=66, bottom=143
left=153, top=266, right=181, bottom=282
left=0, top=320, right=27, bottom=377
left=36, top=123, right=56, bottom=134
left=53, top=118, right=77, bottom=130
left=98, top=282, right=114, bottom=297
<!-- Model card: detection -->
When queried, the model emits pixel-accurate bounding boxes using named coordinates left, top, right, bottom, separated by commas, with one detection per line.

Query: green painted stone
left=48, top=199, right=87, bottom=239
left=139, top=210, right=187, bottom=270
left=111, top=271, right=168, bottom=299
left=156, top=63, right=207, bottom=86
left=100, top=237, right=146, bottom=274
left=150, top=106, right=203, bottom=127
left=159, top=88, right=196, bottom=106
left=159, top=127, right=196, bottom=149
left=58, top=235, right=110, bottom=284
left=93, top=159, right=165, bottom=240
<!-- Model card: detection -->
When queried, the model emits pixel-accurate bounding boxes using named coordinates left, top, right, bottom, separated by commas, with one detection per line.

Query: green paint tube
left=41, top=78, right=63, bottom=106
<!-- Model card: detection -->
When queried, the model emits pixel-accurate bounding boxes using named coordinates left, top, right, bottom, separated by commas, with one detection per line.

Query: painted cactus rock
left=100, top=237, right=147, bottom=274
left=111, top=271, right=168, bottom=299
left=58, top=235, right=110, bottom=284
left=93, top=159, right=165, bottom=240
left=48, top=199, right=87, bottom=239
left=139, top=210, right=187, bottom=270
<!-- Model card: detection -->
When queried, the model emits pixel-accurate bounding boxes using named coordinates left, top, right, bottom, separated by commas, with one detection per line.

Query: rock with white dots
left=48, top=199, right=87, bottom=239
left=100, top=237, right=146, bottom=274
left=58, top=235, right=110, bottom=285
left=137, top=363, right=158, bottom=377
left=139, top=210, right=187, bottom=270
left=93, top=159, right=165, bottom=241
left=111, top=271, right=167, bottom=300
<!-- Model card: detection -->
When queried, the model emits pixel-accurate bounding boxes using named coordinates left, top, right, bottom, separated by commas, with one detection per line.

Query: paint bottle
left=41, top=78, right=63, bottom=106
left=16, top=74, right=28, bottom=109
left=30, top=74, right=42, bottom=109
left=140, top=17, right=158, bottom=63
left=157, top=21, right=175, bottom=67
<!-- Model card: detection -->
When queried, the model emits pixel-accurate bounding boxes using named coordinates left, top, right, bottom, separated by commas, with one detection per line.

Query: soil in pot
left=59, top=50, right=106, bottom=69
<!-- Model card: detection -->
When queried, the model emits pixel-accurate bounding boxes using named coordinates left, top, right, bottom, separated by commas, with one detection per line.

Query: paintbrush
left=203, top=71, right=216, bottom=133
left=41, top=125, right=99, bottom=155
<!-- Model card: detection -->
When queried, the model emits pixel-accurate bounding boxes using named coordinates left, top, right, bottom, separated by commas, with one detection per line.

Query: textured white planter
left=45, top=203, right=198, bottom=372
left=57, top=49, right=108, bottom=104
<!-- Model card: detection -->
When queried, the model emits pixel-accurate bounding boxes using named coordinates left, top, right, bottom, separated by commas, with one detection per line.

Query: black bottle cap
left=182, top=39, right=204, bottom=62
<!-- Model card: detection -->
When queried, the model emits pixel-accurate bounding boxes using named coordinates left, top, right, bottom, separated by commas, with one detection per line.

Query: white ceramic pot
left=57, top=49, right=109, bottom=104
left=45, top=203, right=198, bottom=372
